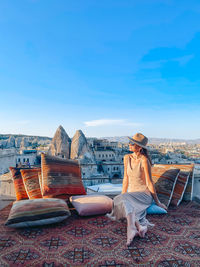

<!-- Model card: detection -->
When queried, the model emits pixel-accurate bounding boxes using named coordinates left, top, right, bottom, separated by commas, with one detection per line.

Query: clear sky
left=0, top=0, right=200, bottom=139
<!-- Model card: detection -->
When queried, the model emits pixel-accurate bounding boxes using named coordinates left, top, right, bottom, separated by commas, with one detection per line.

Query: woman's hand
left=157, top=201, right=168, bottom=210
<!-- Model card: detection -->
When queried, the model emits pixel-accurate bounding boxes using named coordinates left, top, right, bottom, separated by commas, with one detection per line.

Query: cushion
left=168, top=164, right=194, bottom=202
left=20, top=168, right=42, bottom=199
left=41, top=153, right=86, bottom=199
left=151, top=166, right=180, bottom=207
left=38, top=173, right=43, bottom=192
left=9, top=167, right=29, bottom=201
left=182, top=166, right=194, bottom=201
left=70, top=194, right=113, bottom=216
left=5, top=198, right=71, bottom=228
left=170, top=170, right=190, bottom=206
left=147, top=202, right=167, bottom=214
left=155, top=164, right=194, bottom=204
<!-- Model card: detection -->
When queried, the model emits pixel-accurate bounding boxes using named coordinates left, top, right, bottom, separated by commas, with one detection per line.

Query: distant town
left=1, top=126, right=200, bottom=188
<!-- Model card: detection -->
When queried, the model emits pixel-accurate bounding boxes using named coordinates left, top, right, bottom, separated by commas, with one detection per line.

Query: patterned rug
left=0, top=201, right=200, bottom=267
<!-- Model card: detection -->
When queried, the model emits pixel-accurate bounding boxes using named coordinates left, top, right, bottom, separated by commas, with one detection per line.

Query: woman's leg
left=135, top=220, right=148, bottom=238
left=126, top=212, right=138, bottom=246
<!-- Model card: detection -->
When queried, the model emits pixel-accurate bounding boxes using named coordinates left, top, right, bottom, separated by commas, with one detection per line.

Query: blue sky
left=0, top=0, right=200, bottom=139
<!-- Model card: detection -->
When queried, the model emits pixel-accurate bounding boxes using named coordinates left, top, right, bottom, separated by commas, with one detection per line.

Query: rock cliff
left=0, top=134, right=51, bottom=149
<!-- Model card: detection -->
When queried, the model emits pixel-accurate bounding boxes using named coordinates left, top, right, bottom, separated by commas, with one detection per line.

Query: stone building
left=79, top=137, right=128, bottom=186
left=16, top=150, right=37, bottom=166
left=0, top=149, right=16, bottom=175
left=94, top=150, right=116, bottom=161
left=0, top=148, right=37, bottom=175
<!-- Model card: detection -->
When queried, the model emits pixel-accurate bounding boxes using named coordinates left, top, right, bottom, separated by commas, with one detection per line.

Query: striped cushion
left=170, top=171, right=190, bottom=206
left=151, top=166, right=180, bottom=207
left=21, top=168, right=42, bottom=199
left=9, top=167, right=29, bottom=201
left=158, top=164, right=194, bottom=204
left=5, top=198, right=71, bottom=228
left=38, top=173, right=43, bottom=193
left=41, top=154, right=86, bottom=199
left=168, top=164, right=194, bottom=202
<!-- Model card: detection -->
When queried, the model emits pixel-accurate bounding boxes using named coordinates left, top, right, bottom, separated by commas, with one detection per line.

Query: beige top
left=126, top=154, right=150, bottom=194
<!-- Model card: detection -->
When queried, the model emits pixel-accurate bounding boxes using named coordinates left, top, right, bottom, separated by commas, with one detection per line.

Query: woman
left=107, top=133, right=167, bottom=246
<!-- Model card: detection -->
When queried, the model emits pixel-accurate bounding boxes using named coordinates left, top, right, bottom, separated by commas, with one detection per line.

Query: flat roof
left=87, top=182, right=122, bottom=192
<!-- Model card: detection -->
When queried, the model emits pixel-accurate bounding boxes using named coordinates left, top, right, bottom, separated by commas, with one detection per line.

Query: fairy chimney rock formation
left=70, top=130, right=94, bottom=161
left=49, top=125, right=71, bottom=159
left=7, top=135, right=15, bottom=148
left=20, top=137, right=30, bottom=149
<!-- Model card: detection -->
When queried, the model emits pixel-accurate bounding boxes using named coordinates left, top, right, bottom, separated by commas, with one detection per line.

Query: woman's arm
left=122, top=154, right=129, bottom=194
left=142, top=157, right=167, bottom=210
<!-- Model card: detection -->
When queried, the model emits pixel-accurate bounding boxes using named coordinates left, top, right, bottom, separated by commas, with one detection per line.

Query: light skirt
left=107, top=192, right=153, bottom=226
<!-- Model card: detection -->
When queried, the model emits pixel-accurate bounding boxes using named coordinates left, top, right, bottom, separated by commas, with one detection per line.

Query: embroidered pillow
left=41, top=153, right=86, bottom=199
left=151, top=166, right=180, bottom=207
left=20, top=168, right=42, bottom=199
left=9, top=167, right=29, bottom=201
left=5, top=198, right=71, bottom=228
left=70, top=194, right=113, bottom=216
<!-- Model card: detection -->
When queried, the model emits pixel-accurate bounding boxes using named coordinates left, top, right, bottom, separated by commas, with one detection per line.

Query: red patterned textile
left=41, top=154, right=86, bottom=199
left=0, top=201, right=200, bottom=266
left=9, top=167, right=29, bottom=201
left=21, top=168, right=42, bottom=199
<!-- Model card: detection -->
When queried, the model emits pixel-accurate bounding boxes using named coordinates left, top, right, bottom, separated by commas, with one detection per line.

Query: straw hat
left=128, top=133, right=148, bottom=149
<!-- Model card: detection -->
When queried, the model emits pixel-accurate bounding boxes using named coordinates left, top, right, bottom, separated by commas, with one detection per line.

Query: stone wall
left=0, top=149, right=37, bottom=175
left=0, top=172, right=16, bottom=198
left=0, top=149, right=16, bottom=175
left=1, top=167, right=199, bottom=201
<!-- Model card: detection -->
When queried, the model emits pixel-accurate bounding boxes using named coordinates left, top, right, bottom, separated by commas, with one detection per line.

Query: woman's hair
left=140, top=148, right=153, bottom=166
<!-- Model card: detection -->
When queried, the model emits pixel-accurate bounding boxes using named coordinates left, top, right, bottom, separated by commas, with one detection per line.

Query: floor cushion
left=166, top=164, right=194, bottom=202
left=5, top=198, right=71, bottom=228
left=21, top=168, right=42, bottom=199
left=41, top=153, right=86, bottom=199
left=147, top=202, right=167, bottom=214
left=70, top=194, right=113, bottom=216
left=170, top=170, right=191, bottom=206
left=151, top=166, right=180, bottom=207
left=154, top=164, right=194, bottom=204
left=9, top=167, right=29, bottom=201
left=38, top=173, right=43, bottom=192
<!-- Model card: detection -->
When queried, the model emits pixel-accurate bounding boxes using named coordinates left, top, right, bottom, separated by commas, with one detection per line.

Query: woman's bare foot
left=126, top=227, right=138, bottom=246
left=105, top=213, right=116, bottom=221
left=137, top=225, right=147, bottom=238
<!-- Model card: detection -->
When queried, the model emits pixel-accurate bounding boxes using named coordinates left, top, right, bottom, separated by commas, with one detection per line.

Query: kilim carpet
left=0, top=201, right=200, bottom=267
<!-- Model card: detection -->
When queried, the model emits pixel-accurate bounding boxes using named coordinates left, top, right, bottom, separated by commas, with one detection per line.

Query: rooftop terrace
left=0, top=200, right=200, bottom=266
